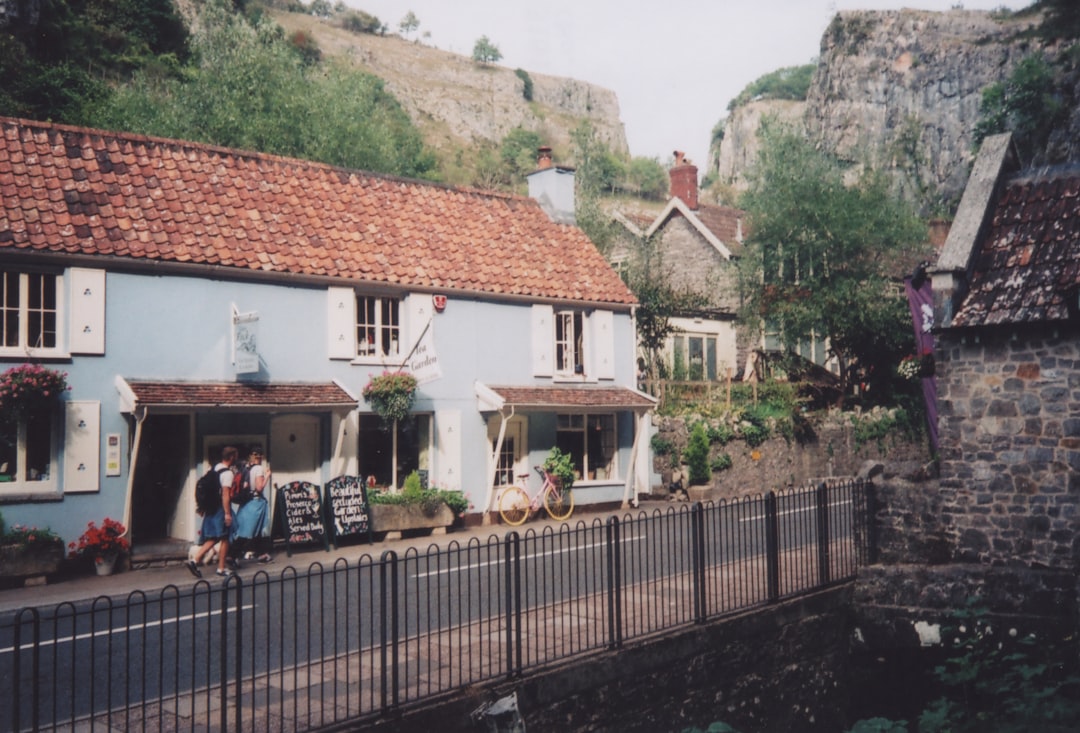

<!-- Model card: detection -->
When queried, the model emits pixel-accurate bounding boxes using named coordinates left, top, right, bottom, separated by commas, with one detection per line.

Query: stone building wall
left=655, top=217, right=741, bottom=313
left=936, top=323, right=1080, bottom=569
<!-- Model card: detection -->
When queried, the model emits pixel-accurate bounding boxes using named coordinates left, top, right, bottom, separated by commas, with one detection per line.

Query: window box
left=369, top=502, right=455, bottom=534
left=0, top=538, right=64, bottom=584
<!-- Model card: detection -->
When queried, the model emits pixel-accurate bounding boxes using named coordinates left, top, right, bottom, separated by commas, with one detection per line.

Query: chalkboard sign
left=324, top=475, right=373, bottom=547
left=275, top=481, right=328, bottom=555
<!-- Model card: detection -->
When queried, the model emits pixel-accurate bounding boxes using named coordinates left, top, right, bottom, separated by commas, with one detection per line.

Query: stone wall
left=936, top=324, right=1080, bottom=569
left=650, top=411, right=931, bottom=500
left=362, top=587, right=855, bottom=733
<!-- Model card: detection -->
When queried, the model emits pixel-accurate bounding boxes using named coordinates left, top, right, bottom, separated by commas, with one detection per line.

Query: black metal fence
left=2, top=479, right=873, bottom=732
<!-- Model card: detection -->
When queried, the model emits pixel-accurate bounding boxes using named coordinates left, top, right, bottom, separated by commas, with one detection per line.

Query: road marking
left=737, top=498, right=853, bottom=522
left=1, top=604, right=255, bottom=654
left=411, top=532, right=647, bottom=579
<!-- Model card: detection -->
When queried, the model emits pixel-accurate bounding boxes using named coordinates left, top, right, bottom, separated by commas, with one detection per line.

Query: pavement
left=0, top=500, right=672, bottom=614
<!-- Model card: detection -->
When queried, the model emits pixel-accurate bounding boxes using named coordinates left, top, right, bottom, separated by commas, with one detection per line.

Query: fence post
left=605, top=517, right=623, bottom=649
left=691, top=502, right=707, bottom=623
left=379, top=550, right=399, bottom=714
left=816, top=482, right=831, bottom=585
left=765, top=491, right=780, bottom=602
left=12, top=608, right=40, bottom=732
left=504, top=532, right=522, bottom=676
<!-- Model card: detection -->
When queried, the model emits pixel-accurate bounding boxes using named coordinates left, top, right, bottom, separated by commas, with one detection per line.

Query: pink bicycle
left=497, top=466, right=574, bottom=526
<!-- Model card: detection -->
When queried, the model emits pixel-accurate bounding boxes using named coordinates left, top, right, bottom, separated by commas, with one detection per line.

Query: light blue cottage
left=0, top=118, right=655, bottom=556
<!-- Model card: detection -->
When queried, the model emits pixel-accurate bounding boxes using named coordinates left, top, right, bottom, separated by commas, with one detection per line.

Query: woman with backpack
left=227, top=447, right=273, bottom=566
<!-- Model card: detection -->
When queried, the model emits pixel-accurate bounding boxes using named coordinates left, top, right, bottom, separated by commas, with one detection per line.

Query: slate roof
left=951, top=165, right=1080, bottom=328
left=0, top=117, right=636, bottom=306
left=121, top=380, right=357, bottom=409
left=691, top=203, right=745, bottom=257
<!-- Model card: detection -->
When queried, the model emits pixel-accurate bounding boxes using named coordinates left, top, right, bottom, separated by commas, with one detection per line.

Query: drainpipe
left=120, top=406, right=147, bottom=543
left=483, top=406, right=514, bottom=524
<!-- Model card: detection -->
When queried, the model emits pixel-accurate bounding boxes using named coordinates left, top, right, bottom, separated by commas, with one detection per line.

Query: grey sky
left=348, top=1, right=1024, bottom=169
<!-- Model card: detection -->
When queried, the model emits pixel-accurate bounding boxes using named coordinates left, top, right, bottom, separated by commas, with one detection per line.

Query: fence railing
left=2, top=479, right=873, bottom=732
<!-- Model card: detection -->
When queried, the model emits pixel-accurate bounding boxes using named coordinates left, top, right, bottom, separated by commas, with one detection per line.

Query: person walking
left=186, top=445, right=238, bottom=579
left=228, top=447, right=273, bottom=565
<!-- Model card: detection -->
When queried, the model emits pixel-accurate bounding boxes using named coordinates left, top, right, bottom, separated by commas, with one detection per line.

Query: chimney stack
left=669, top=150, right=699, bottom=210
left=527, top=147, right=575, bottom=225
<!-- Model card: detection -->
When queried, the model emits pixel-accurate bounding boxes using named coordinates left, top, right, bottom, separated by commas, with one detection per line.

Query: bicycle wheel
left=542, top=485, right=574, bottom=521
left=498, top=486, right=530, bottom=526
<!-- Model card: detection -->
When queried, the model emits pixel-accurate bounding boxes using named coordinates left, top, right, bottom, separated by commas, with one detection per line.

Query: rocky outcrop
left=273, top=12, right=627, bottom=160
left=713, top=8, right=1076, bottom=211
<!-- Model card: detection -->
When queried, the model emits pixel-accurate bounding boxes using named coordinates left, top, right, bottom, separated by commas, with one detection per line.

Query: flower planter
left=94, top=552, right=119, bottom=576
left=369, top=502, right=454, bottom=536
left=0, top=538, right=65, bottom=584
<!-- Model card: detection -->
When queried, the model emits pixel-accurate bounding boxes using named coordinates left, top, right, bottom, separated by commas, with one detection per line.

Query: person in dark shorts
left=185, top=445, right=238, bottom=579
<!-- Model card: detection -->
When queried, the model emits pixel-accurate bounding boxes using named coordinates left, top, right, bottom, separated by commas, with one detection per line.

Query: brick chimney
left=669, top=150, right=698, bottom=210
left=527, top=147, right=575, bottom=225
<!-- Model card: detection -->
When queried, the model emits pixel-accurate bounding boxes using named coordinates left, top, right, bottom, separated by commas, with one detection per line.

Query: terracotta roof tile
left=485, top=384, right=655, bottom=410
left=953, top=165, right=1080, bottom=327
left=125, top=380, right=357, bottom=408
left=0, top=118, right=635, bottom=306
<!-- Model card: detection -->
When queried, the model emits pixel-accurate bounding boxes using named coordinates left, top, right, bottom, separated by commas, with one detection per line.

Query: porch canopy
left=116, top=378, right=359, bottom=413
left=475, top=382, right=656, bottom=513
left=475, top=383, right=656, bottom=413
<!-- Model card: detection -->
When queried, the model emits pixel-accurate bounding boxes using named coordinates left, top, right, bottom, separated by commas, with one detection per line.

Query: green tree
left=398, top=11, right=419, bottom=40
left=625, top=156, right=668, bottom=200
left=472, top=35, right=502, bottom=65
left=90, top=3, right=435, bottom=179
left=683, top=422, right=711, bottom=485
left=570, top=120, right=620, bottom=253
left=974, top=54, right=1065, bottom=166
left=738, top=121, right=926, bottom=398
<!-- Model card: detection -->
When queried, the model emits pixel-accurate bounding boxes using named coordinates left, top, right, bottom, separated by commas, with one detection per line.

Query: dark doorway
left=132, top=414, right=191, bottom=543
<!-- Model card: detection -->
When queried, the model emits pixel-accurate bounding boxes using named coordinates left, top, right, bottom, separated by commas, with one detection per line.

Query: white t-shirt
left=248, top=463, right=267, bottom=495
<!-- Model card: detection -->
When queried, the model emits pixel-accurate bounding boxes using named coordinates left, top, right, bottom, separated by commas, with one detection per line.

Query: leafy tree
left=339, top=9, right=381, bottom=35
left=500, top=127, right=544, bottom=185
left=1038, top=0, right=1080, bottom=40
left=308, top=0, right=332, bottom=19
left=398, top=11, right=420, bottom=40
left=974, top=54, right=1065, bottom=166
left=682, top=422, right=711, bottom=485
left=90, top=3, right=436, bottom=179
left=625, top=156, right=668, bottom=200
left=472, top=35, right=502, bottom=65
left=570, top=120, right=620, bottom=253
left=738, top=121, right=926, bottom=398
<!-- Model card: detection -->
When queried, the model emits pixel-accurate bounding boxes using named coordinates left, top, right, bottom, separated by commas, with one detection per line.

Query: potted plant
left=0, top=363, right=69, bottom=424
left=368, top=471, right=468, bottom=534
left=362, top=371, right=418, bottom=427
left=0, top=512, right=65, bottom=585
left=542, top=447, right=576, bottom=492
left=68, top=518, right=130, bottom=576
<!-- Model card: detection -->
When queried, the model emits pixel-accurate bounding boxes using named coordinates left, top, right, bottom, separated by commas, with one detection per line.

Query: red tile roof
left=0, top=117, right=636, bottom=306
left=484, top=384, right=656, bottom=410
left=952, top=166, right=1080, bottom=327
left=692, top=203, right=745, bottom=256
left=123, top=380, right=357, bottom=408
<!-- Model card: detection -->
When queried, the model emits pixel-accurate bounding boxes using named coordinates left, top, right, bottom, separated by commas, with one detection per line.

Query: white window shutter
left=64, top=400, right=100, bottom=493
left=68, top=268, right=106, bottom=354
left=591, top=310, right=615, bottom=380
left=327, top=287, right=356, bottom=359
left=531, top=304, right=553, bottom=377
left=407, top=293, right=430, bottom=354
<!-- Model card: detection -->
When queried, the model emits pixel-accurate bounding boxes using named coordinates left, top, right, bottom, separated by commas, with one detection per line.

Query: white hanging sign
left=233, top=309, right=260, bottom=375
left=408, top=319, right=442, bottom=384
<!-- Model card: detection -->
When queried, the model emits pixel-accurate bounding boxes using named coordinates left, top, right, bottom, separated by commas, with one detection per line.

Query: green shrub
left=683, top=422, right=711, bottom=485
left=514, top=68, right=533, bottom=101
left=710, top=453, right=733, bottom=472
left=740, top=410, right=771, bottom=448
left=651, top=434, right=674, bottom=456
left=707, top=422, right=734, bottom=446
left=369, top=471, right=467, bottom=516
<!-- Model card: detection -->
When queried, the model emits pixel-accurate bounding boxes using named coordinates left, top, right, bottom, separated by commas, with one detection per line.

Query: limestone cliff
left=713, top=8, right=1077, bottom=212
left=274, top=11, right=627, bottom=175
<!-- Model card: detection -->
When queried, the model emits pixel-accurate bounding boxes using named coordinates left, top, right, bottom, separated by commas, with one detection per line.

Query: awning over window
left=116, top=378, right=359, bottom=413
left=475, top=382, right=656, bottom=412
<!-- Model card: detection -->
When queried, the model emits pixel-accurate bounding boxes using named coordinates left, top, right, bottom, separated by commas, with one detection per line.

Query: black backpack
left=195, top=466, right=229, bottom=515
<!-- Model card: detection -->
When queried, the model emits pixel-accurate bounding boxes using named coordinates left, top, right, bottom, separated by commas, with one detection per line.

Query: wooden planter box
left=369, top=502, right=454, bottom=537
left=0, top=538, right=65, bottom=585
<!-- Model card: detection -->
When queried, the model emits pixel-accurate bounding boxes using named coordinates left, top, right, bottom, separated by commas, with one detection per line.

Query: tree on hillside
left=570, top=121, right=620, bottom=254
left=974, top=54, right=1066, bottom=167
left=738, top=121, right=927, bottom=399
left=90, top=3, right=435, bottom=179
left=472, top=36, right=502, bottom=65
left=398, top=11, right=420, bottom=40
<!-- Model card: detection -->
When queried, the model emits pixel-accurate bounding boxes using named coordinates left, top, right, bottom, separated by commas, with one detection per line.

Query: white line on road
left=1, top=604, right=255, bottom=654
left=738, top=498, right=853, bottom=522
left=412, top=532, right=647, bottom=579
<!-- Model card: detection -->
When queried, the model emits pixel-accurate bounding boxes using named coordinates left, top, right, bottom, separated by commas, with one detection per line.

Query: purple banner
left=904, top=275, right=938, bottom=452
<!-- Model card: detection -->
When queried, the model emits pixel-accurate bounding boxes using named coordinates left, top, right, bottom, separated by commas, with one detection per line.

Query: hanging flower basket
left=362, top=371, right=418, bottom=426
left=0, top=364, right=69, bottom=424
